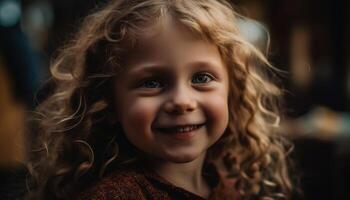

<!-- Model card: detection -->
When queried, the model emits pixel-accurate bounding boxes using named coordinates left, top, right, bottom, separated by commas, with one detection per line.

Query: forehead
left=123, top=18, right=221, bottom=67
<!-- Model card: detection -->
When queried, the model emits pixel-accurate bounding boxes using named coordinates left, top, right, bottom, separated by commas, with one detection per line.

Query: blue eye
left=140, top=79, right=164, bottom=88
left=192, top=73, right=214, bottom=84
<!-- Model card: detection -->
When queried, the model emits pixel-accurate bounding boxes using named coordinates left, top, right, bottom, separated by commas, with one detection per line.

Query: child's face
left=114, top=22, right=229, bottom=163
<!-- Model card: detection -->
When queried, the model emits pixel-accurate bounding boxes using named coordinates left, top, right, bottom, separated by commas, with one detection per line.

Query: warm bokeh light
left=0, top=0, right=349, bottom=199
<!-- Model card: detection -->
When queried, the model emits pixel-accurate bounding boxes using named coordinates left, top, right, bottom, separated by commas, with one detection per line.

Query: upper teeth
left=175, top=125, right=197, bottom=132
left=161, top=124, right=202, bottom=133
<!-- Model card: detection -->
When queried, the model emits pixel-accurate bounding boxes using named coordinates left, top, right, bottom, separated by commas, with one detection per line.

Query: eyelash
left=139, top=79, right=164, bottom=88
left=138, top=72, right=215, bottom=89
left=192, top=73, right=215, bottom=84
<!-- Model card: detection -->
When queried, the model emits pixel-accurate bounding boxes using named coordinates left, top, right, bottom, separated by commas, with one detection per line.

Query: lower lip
left=157, top=125, right=204, bottom=140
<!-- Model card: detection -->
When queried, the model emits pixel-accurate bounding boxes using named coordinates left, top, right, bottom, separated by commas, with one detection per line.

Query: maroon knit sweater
left=77, top=165, right=239, bottom=200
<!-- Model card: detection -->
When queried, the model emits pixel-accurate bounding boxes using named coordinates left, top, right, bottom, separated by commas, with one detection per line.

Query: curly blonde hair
left=27, top=0, right=293, bottom=199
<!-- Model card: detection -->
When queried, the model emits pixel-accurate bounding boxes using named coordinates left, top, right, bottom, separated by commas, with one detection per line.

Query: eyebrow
left=127, top=63, right=168, bottom=75
left=127, top=60, right=223, bottom=75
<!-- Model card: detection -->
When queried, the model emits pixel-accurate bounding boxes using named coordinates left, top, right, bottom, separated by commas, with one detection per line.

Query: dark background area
left=0, top=0, right=349, bottom=199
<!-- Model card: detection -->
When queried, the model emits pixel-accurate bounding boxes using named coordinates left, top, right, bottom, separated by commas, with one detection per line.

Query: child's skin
left=113, top=18, right=230, bottom=198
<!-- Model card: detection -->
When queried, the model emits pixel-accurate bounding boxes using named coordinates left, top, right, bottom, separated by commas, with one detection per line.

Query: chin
left=163, top=150, right=203, bottom=163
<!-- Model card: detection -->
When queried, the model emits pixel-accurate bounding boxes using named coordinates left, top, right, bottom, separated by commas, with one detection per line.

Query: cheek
left=203, top=90, right=229, bottom=135
left=120, top=98, right=160, bottom=138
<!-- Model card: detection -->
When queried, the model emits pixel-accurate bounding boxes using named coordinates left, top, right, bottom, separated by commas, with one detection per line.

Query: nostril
left=163, top=93, right=198, bottom=113
left=164, top=101, right=196, bottom=114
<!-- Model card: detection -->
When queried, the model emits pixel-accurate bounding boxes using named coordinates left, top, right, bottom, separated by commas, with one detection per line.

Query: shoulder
left=77, top=169, right=146, bottom=200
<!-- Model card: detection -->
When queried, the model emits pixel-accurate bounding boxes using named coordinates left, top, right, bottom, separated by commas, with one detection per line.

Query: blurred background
left=0, top=0, right=349, bottom=199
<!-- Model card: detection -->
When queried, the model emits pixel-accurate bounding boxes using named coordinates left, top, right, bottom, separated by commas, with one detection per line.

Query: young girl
left=27, top=0, right=293, bottom=199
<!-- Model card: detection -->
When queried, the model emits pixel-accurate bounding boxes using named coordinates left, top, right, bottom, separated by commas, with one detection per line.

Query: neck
left=149, top=153, right=210, bottom=198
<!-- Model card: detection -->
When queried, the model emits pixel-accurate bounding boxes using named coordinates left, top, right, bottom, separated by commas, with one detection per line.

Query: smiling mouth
left=155, top=123, right=205, bottom=134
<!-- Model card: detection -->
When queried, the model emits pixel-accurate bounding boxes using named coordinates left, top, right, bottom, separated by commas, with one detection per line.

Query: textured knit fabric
left=78, top=165, right=239, bottom=200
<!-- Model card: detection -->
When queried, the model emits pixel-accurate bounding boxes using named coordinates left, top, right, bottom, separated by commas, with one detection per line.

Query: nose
left=163, top=86, right=197, bottom=115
